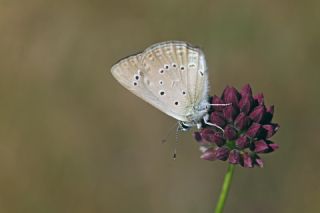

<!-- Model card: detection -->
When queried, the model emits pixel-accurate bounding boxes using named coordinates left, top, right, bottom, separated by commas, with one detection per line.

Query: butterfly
left=111, top=41, right=226, bottom=131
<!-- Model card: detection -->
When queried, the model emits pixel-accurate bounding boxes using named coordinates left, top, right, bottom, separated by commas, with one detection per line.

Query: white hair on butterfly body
left=111, top=41, right=225, bottom=131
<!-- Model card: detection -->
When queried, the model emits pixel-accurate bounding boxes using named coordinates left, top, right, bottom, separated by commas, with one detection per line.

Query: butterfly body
left=111, top=41, right=211, bottom=129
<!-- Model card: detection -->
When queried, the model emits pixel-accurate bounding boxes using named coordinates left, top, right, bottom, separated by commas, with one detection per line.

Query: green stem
left=214, top=164, right=235, bottom=213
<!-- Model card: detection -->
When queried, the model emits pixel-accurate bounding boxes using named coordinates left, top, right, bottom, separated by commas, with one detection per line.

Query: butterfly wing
left=111, top=53, right=179, bottom=119
left=141, top=41, right=209, bottom=122
left=111, top=41, right=209, bottom=122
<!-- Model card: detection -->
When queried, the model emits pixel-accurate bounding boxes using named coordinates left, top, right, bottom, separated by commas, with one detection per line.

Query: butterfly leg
left=178, top=121, right=192, bottom=131
left=202, top=114, right=224, bottom=132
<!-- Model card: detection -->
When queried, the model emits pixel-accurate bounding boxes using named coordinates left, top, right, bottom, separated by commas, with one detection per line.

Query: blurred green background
left=1, top=0, right=319, bottom=212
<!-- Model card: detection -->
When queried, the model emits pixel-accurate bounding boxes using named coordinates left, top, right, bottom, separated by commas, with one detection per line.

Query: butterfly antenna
left=207, top=103, right=232, bottom=106
left=161, top=122, right=179, bottom=144
left=173, top=125, right=180, bottom=160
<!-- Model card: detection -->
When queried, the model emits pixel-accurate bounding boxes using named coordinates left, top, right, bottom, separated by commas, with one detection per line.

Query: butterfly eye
left=159, top=91, right=165, bottom=96
left=133, top=82, right=138, bottom=86
left=159, top=69, right=164, bottom=74
left=174, top=101, right=179, bottom=106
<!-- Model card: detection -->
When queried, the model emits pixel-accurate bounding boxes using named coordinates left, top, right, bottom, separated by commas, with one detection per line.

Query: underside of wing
left=111, top=53, right=179, bottom=119
left=140, top=41, right=209, bottom=121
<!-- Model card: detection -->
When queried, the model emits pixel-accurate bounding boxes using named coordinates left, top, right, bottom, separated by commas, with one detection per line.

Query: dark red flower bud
left=211, top=95, right=225, bottom=112
left=263, top=124, right=279, bottom=138
left=254, top=140, right=269, bottom=153
left=249, top=105, right=266, bottom=123
left=246, top=123, right=262, bottom=138
left=268, top=143, right=279, bottom=151
left=200, top=128, right=215, bottom=143
left=266, top=105, right=274, bottom=115
left=236, top=135, right=250, bottom=149
left=193, top=131, right=202, bottom=142
left=200, top=148, right=216, bottom=161
left=200, top=129, right=225, bottom=146
left=240, top=84, right=253, bottom=97
left=255, top=157, right=264, bottom=168
left=212, top=132, right=226, bottom=146
left=234, top=113, right=251, bottom=130
left=222, top=86, right=240, bottom=106
left=263, top=105, right=274, bottom=124
left=224, top=125, right=238, bottom=140
left=223, top=105, right=239, bottom=122
left=228, top=150, right=240, bottom=164
left=239, top=95, right=254, bottom=114
left=254, top=93, right=264, bottom=105
left=210, top=112, right=226, bottom=127
left=242, top=152, right=253, bottom=168
left=215, top=147, right=230, bottom=161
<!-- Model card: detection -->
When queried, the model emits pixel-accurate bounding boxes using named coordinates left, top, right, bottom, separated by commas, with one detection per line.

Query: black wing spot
left=133, top=82, right=138, bottom=86
left=160, top=91, right=165, bottom=96
left=174, top=101, right=179, bottom=105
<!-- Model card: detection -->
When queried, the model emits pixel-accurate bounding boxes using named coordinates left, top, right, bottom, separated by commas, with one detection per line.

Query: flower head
left=194, top=84, right=279, bottom=168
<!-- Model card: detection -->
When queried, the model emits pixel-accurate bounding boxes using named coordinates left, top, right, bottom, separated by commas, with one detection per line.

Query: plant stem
left=214, top=164, right=235, bottom=213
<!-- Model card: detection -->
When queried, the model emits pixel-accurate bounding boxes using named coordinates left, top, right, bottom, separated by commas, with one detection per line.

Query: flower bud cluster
left=194, top=85, right=279, bottom=168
